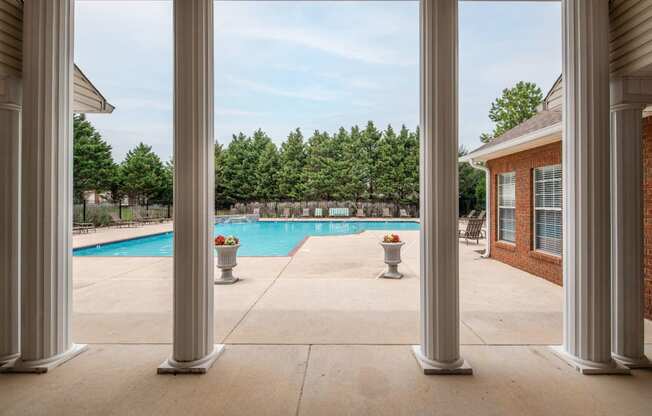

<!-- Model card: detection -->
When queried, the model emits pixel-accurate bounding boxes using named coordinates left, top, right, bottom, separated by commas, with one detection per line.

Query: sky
left=75, top=1, right=561, bottom=162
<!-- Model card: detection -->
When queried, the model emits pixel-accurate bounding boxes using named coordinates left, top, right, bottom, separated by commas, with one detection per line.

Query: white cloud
left=227, top=76, right=339, bottom=102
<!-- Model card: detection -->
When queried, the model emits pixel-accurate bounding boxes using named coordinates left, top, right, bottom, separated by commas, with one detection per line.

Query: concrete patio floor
left=2, top=225, right=651, bottom=415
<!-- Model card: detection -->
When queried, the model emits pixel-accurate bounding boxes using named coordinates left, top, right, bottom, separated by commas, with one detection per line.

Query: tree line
left=73, top=114, right=486, bottom=213
left=215, top=122, right=420, bottom=209
left=74, top=80, right=548, bottom=216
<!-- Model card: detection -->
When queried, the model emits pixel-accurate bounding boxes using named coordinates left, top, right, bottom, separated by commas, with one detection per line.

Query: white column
left=412, top=0, right=471, bottom=375
left=552, top=0, right=628, bottom=374
left=5, top=0, right=87, bottom=373
left=0, top=76, right=21, bottom=365
left=158, top=0, right=222, bottom=374
left=611, top=100, right=651, bottom=368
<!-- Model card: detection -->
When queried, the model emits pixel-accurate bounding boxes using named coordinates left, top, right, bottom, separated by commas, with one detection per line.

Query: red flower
left=214, top=235, right=226, bottom=246
left=391, top=234, right=400, bottom=243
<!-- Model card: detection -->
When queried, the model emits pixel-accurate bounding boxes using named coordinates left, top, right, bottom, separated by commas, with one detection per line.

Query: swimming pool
left=73, top=220, right=420, bottom=257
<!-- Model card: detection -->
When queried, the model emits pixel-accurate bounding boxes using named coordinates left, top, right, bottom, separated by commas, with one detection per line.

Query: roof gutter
left=459, top=122, right=562, bottom=163
left=468, top=158, right=490, bottom=258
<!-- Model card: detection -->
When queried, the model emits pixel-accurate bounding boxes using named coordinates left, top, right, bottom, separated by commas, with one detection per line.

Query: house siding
left=487, top=141, right=563, bottom=286
left=643, top=116, right=652, bottom=319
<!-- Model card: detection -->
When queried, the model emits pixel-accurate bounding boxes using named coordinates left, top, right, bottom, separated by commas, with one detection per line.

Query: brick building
left=462, top=76, right=652, bottom=319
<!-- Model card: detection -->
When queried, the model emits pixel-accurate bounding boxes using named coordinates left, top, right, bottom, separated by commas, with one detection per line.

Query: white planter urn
left=379, top=241, right=405, bottom=279
left=215, top=244, right=240, bottom=284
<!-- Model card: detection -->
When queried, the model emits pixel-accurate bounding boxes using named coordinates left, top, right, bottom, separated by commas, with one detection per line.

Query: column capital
left=0, top=75, right=22, bottom=109
left=610, top=76, right=652, bottom=107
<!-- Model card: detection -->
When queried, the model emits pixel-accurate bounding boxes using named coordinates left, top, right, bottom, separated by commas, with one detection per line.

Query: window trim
left=497, top=171, right=516, bottom=244
left=532, top=164, right=562, bottom=257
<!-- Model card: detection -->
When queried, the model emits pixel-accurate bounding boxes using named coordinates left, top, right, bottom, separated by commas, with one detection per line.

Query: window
left=497, top=172, right=516, bottom=243
left=533, top=164, right=562, bottom=256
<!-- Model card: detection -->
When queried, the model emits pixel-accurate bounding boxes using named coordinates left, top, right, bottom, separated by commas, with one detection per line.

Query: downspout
left=469, top=159, right=490, bottom=258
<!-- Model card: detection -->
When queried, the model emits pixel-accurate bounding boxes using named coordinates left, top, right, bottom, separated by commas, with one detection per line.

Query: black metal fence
left=73, top=201, right=172, bottom=226
left=229, top=201, right=418, bottom=218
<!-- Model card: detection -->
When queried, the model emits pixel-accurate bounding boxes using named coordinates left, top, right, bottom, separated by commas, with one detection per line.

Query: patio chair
left=302, top=208, right=310, bottom=217
left=460, top=210, right=476, bottom=220
left=382, top=207, right=391, bottom=218
left=458, top=218, right=484, bottom=245
left=253, top=207, right=261, bottom=217
left=356, top=208, right=365, bottom=218
left=476, top=210, right=486, bottom=220
left=329, top=207, right=349, bottom=217
left=283, top=207, right=291, bottom=218
left=400, top=209, right=409, bottom=218
left=110, top=212, right=137, bottom=228
left=314, top=208, right=323, bottom=217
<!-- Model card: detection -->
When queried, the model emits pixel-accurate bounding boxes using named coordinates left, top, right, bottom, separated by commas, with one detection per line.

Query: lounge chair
left=400, top=209, right=409, bottom=218
left=329, top=207, right=349, bottom=217
left=356, top=208, right=364, bottom=218
left=382, top=207, right=391, bottom=218
left=253, top=207, right=261, bottom=217
left=283, top=207, right=291, bottom=218
left=314, top=208, right=323, bottom=217
left=302, top=208, right=310, bottom=217
left=133, top=212, right=160, bottom=225
left=73, top=222, right=95, bottom=234
left=458, top=218, right=484, bottom=245
left=110, top=212, right=138, bottom=228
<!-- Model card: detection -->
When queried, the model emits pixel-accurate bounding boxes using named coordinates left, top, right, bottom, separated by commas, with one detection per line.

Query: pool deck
left=2, top=225, right=651, bottom=415
left=72, top=221, right=173, bottom=249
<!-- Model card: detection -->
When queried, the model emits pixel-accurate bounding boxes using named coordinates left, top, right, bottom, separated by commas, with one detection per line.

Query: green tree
left=255, top=141, right=280, bottom=201
left=278, top=128, right=306, bottom=201
left=341, top=125, right=368, bottom=201
left=329, top=127, right=354, bottom=200
left=378, top=125, right=419, bottom=206
left=120, top=142, right=165, bottom=203
left=214, top=142, right=228, bottom=209
left=73, top=114, right=116, bottom=202
left=303, top=130, right=339, bottom=200
left=481, top=81, right=543, bottom=143
left=222, top=133, right=257, bottom=204
left=156, top=159, right=173, bottom=206
left=458, top=146, right=486, bottom=214
left=358, top=121, right=382, bottom=200
left=251, top=130, right=279, bottom=201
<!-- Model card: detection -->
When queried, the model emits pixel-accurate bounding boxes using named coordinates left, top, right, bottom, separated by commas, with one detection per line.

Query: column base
left=612, top=352, right=652, bottom=369
left=158, top=344, right=224, bottom=375
left=0, top=352, right=20, bottom=365
left=411, top=345, right=472, bottom=375
left=549, top=346, right=630, bottom=375
left=1, top=344, right=87, bottom=374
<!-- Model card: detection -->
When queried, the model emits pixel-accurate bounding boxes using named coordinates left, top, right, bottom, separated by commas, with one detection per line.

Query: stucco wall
left=487, top=142, right=563, bottom=286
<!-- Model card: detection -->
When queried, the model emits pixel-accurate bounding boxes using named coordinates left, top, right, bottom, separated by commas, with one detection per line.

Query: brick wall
left=487, top=141, right=563, bottom=286
left=643, top=116, right=652, bottom=319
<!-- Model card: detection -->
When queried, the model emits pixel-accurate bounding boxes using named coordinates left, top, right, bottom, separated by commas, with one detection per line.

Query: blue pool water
left=74, top=220, right=420, bottom=257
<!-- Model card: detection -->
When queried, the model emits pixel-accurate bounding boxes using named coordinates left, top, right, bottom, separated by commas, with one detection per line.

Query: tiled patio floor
left=1, top=224, right=651, bottom=415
